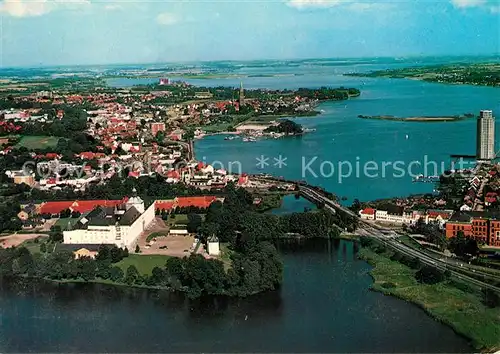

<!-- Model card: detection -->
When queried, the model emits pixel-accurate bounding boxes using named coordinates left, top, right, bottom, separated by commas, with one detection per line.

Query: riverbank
left=358, top=114, right=474, bottom=122
left=359, top=247, right=500, bottom=351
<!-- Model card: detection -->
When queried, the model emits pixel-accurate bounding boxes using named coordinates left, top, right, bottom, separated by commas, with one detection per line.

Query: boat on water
left=243, top=137, right=256, bottom=142
left=413, top=174, right=440, bottom=183
left=224, top=136, right=235, bottom=141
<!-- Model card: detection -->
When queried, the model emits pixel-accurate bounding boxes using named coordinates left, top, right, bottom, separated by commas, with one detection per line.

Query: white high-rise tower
left=476, top=110, right=495, bottom=161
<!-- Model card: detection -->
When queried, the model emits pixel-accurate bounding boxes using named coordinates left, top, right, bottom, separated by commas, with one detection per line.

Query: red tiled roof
left=39, top=199, right=126, bottom=215
left=155, top=200, right=175, bottom=211
left=176, top=196, right=217, bottom=208
left=155, top=196, right=218, bottom=211
left=428, top=211, right=451, bottom=218
left=167, top=170, right=180, bottom=179
left=360, top=208, right=375, bottom=215
left=69, top=199, right=123, bottom=213
left=39, top=201, right=73, bottom=215
left=237, top=175, right=248, bottom=185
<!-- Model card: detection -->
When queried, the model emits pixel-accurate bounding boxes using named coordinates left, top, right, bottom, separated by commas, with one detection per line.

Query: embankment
left=359, top=247, right=500, bottom=351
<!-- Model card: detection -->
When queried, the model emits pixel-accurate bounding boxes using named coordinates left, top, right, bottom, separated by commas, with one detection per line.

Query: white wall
left=208, top=241, right=220, bottom=256
left=63, top=203, right=156, bottom=249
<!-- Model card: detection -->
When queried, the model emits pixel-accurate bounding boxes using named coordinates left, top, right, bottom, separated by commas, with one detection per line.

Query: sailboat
left=405, top=134, right=409, bottom=140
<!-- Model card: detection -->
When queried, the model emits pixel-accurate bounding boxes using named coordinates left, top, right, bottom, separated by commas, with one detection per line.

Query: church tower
left=239, top=81, right=245, bottom=107
left=126, top=187, right=145, bottom=213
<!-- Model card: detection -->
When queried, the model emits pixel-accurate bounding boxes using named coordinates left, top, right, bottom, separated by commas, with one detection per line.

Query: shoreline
left=359, top=247, right=500, bottom=352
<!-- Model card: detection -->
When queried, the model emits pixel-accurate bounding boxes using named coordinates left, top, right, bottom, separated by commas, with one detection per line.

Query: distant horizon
left=1, top=53, right=499, bottom=71
left=1, top=0, right=499, bottom=68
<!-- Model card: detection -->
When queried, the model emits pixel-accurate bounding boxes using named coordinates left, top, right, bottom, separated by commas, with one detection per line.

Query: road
left=249, top=177, right=500, bottom=291
left=299, top=185, right=500, bottom=293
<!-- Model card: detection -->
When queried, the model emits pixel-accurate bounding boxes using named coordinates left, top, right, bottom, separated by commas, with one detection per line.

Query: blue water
left=0, top=58, right=493, bottom=352
left=194, top=64, right=499, bottom=204
left=0, top=239, right=471, bottom=353
left=270, top=195, right=316, bottom=215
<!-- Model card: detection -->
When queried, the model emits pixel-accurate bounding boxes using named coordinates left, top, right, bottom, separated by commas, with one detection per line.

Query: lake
left=0, top=239, right=471, bottom=353
left=194, top=61, right=500, bottom=205
left=2, top=58, right=494, bottom=352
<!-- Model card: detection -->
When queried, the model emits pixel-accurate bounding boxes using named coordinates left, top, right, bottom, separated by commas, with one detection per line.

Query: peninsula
left=358, top=113, right=475, bottom=122
left=346, top=62, right=500, bottom=87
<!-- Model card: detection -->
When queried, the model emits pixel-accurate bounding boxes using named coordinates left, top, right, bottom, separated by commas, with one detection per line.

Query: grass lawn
left=54, top=217, right=75, bottom=229
left=359, top=248, right=500, bottom=351
left=21, top=239, right=42, bottom=254
left=220, top=243, right=233, bottom=271
left=399, top=235, right=422, bottom=248
left=165, top=214, right=191, bottom=226
left=203, top=123, right=234, bottom=132
left=16, top=135, right=60, bottom=150
left=115, top=254, right=171, bottom=276
left=20, top=237, right=53, bottom=254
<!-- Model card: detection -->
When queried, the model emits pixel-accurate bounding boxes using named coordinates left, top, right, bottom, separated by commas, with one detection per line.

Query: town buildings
left=476, top=110, right=495, bottom=161
left=151, top=122, right=166, bottom=137
left=8, top=171, right=35, bottom=187
left=445, top=211, right=500, bottom=247
left=359, top=207, right=453, bottom=228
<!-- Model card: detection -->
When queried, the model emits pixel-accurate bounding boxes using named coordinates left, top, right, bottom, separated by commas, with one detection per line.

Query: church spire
left=239, top=81, right=245, bottom=107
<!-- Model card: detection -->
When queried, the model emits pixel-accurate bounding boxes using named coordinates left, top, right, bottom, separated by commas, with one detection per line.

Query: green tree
left=125, top=265, right=139, bottom=285
left=109, top=266, right=124, bottom=282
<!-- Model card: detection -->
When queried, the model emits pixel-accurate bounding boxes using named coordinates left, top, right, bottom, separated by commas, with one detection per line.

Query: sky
left=0, top=0, right=499, bottom=67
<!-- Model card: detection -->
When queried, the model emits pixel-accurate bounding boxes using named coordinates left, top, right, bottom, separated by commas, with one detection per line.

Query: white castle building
left=63, top=188, right=155, bottom=249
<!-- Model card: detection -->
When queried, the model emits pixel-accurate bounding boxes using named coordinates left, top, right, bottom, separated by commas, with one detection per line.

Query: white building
left=476, top=110, right=495, bottom=161
left=63, top=190, right=155, bottom=249
left=359, top=208, right=375, bottom=220
left=207, top=235, right=220, bottom=256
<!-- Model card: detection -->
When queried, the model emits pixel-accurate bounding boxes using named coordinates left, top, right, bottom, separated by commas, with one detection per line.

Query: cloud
left=450, top=0, right=499, bottom=12
left=0, top=0, right=51, bottom=17
left=287, top=0, right=397, bottom=10
left=346, top=2, right=393, bottom=11
left=450, top=0, right=485, bottom=8
left=156, top=12, right=178, bottom=25
left=104, top=4, right=121, bottom=11
left=490, top=5, right=500, bottom=12
left=0, top=0, right=90, bottom=17
left=287, top=0, right=344, bottom=9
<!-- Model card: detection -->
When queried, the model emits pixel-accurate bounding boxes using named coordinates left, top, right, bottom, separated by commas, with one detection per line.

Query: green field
left=16, top=136, right=60, bottom=149
left=115, top=254, right=171, bottom=276
left=202, top=123, right=234, bottom=133
left=359, top=248, right=500, bottom=351
left=54, top=217, right=74, bottom=229
left=165, top=214, right=201, bottom=227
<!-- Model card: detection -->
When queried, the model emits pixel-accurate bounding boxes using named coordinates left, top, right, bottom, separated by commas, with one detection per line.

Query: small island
left=346, top=62, right=500, bottom=87
left=264, top=119, right=303, bottom=136
left=358, top=113, right=475, bottom=122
